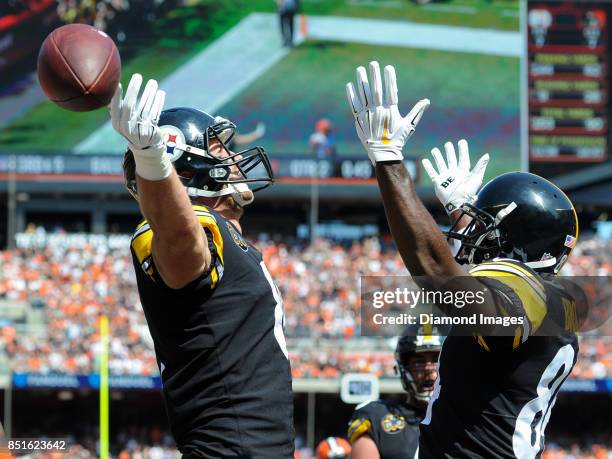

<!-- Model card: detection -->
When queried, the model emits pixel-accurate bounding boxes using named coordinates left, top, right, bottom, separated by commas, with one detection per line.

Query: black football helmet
left=447, top=172, right=578, bottom=273
left=395, top=327, right=442, bottom=405
left=123, top=107, right=273, bottom=205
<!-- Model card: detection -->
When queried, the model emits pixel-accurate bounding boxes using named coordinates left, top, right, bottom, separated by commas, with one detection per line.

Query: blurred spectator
left=0, top=231, right=610, bottom=380
left=52, top=0, right=152, bottom=44
left=309, top=119, right=337, bottom=160
left=276, top=0, right=299, bottom=47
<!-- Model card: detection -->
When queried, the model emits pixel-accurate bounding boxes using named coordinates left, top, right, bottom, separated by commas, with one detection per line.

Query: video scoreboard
left=527, top=1, right=612, bottom=169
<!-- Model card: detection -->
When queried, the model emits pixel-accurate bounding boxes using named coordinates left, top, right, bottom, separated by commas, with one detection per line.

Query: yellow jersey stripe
left=196, top=214, right=224, bottom=265
left=476, top=335, right=491, bottom=352
left=470, top=261, right=544, bottom=293
left=192, top=204, right=211, bottom=213
left=471, top=270, right=547, bottom=333
left=136, top=220, right=148, bottom=231
left=131, top=227, right=153, bottom=264
left=132, top=223, right=151, bottom=241
left=348, top=419, right=371, bottom=444
left=210, top=266, right=219, bottom=289
left=512, top=327, right=522, bottom=349
left=488, top=261, right=544, bottom=290
left=131, top=204, right=224, bottom=287
left=471, top=266, right=546, bottom=305
left=347, top=417, right=362, bottom=433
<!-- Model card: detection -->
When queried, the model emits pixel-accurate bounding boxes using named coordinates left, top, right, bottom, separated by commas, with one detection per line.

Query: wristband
left=132, top=145, right=172, bottom=181
left=367, top=148, right=404, bottom=165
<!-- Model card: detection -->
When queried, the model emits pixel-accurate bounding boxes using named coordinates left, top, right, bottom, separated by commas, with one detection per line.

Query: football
left=37, top=24, right=121, bottom=112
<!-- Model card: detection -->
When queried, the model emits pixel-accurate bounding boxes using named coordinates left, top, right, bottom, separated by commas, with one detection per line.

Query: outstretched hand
left=109, top=73, right=171, bottom=181
left=422, top=139, right=490, bottom=214
left=110, top=73, right=166, bottom=156
left=345, top=61, right=430, bottom=165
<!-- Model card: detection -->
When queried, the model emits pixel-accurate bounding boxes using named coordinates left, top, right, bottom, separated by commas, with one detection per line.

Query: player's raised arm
left=345, top=62, right=461, bottom=283
left=110, top=74, right=210, bottom=288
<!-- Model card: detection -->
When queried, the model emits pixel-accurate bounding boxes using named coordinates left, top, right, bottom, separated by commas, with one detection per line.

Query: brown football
left=37, top=24, right=121, bottom=112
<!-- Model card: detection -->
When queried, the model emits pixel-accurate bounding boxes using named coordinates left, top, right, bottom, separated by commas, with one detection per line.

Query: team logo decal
left=160, top=125, right=185, bottom=161
left=381, top=414, right=406, bottom=434
left=226, top=221, right=248, bottom=252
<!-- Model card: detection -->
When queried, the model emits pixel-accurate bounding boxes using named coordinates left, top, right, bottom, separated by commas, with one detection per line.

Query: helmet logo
left=564, top=235, right=577, bottom=248
left=160, top=125, right=186, bottom=161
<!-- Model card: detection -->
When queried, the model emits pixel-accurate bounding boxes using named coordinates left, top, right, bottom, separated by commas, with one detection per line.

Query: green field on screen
left=219, top=40, right=521, bottom=183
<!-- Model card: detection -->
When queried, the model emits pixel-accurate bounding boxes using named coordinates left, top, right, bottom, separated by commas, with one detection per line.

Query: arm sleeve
left=469, top=259, right=548, bottom=351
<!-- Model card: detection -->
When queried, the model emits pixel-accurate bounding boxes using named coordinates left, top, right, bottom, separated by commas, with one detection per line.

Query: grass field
left=219, top=40, right=521, bottom=183
left=300, top=0, right=519, bottom=31
left=0, top=44, right=216, bottom=150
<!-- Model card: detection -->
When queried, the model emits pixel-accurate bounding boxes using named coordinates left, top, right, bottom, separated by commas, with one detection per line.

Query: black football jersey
left=130, top=205, right=295, bottom=458
left=348, top=399, right=421, bottom=459
left=419, top=259, right=580, bottom=459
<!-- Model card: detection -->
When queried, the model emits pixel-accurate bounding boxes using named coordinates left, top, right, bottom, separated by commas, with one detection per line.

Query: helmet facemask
left=446, top=203, right=513, bottom=266
left=167, top=117, right=274, bottom=207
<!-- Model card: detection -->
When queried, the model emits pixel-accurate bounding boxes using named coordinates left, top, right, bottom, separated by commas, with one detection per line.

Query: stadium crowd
left=0, top=229, right=609, bottom=457
left=0, top=229, right=609, bottom=380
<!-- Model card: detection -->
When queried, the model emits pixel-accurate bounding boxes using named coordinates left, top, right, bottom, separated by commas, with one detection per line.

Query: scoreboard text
left=528, top=1, right=611, bottom=163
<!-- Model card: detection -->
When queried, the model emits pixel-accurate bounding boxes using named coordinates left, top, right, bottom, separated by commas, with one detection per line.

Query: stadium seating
left=0, top=230, right=609, bottom=380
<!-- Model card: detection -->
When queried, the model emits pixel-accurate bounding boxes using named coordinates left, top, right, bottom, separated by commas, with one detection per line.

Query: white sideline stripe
left=306, top=15, right=521, bottom=57
left=348, top=0, right=403, bottom=8
left=74, top=13, right=520, bottom=154
left=422, top=4, right=478, bottom=14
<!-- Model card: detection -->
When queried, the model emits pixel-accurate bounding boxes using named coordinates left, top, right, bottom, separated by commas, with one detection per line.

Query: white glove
left=110, top=73, right=170, bottom=181
left=345, top=61, right=430, bottom=165
left=422, top=139, right=490, bottom=214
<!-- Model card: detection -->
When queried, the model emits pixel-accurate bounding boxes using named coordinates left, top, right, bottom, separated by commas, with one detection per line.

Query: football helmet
left=395, top=328, right=442, bottom=404
left=123, top=107, right=273, bottom=206
left=447, top=172, right=578, bottom=273
left=315, top=437, right=351, bottom=459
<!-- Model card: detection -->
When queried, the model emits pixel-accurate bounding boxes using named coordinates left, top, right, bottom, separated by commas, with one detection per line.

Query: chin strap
left=494, top=201, right=517, bottom=225
left=185, top=183, right=254, bottom=206
left=524, top=257, right=557, bottom=270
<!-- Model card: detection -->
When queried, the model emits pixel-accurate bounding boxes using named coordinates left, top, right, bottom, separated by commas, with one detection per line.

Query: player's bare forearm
left=376, top=162, right=465, bottom=284
left=137, top=172, right=210, bottom=288
left=376, top=163, right=501, bottom=320
left=349, top=435, right=380, bottom=459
